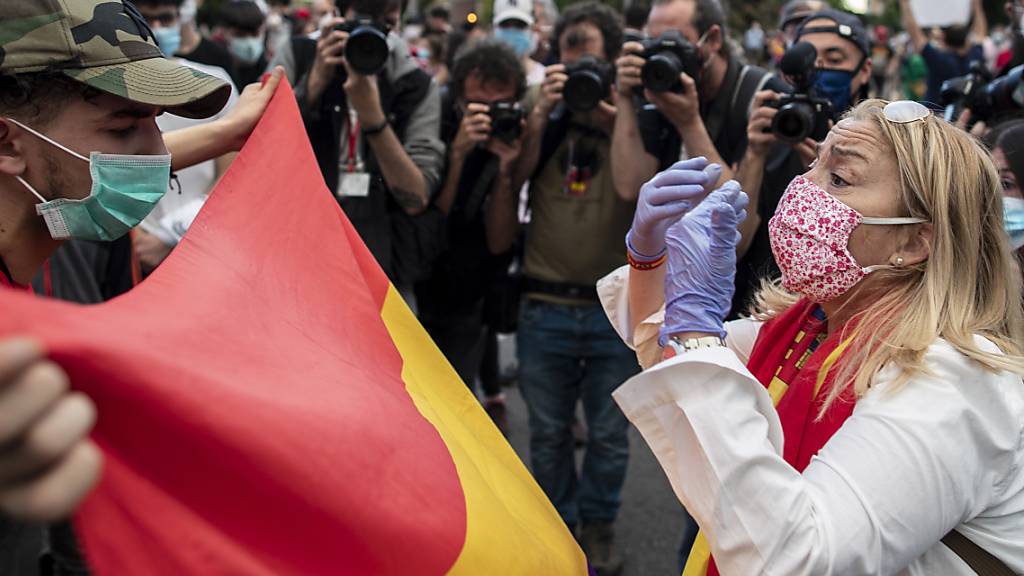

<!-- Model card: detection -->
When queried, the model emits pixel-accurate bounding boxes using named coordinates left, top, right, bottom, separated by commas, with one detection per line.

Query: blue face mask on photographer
left=230, top=36, right=265, bottom=64
left=495, top=27, right=532, bottom=58
left=153, top=27, right=181, bottom=57
left=814, top=68, right=855, bottom=116
left=1004, top=196, right=1024, bottom=251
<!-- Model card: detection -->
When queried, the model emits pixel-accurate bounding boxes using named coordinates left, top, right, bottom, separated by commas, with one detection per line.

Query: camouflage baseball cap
left=0, top=0, right=230, bottom=119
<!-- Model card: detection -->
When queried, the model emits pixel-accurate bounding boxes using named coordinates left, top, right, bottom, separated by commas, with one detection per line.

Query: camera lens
left=346, top=26, right=390, bottom=75
left=642, top=53, right=683, bottom=93
left=772, top=102, right=815, bottom=143
left=564, top=70, right=605, bottom=112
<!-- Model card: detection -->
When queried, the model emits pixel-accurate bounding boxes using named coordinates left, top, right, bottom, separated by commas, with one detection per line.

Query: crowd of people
left=3, top=0, right=1024, bottom=574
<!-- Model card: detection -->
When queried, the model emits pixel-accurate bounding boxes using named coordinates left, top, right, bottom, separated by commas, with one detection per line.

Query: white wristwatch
left=664, top=335, right=726, bottom=359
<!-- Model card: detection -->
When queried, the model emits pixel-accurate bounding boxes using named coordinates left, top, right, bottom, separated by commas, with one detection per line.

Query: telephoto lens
left=641, top=30, right=700, bottom=93
left=769, top=42, right=833, bottom=143
left=562, top=56, right=614, bottom=113
left=336, top=15, right=390, bottom=76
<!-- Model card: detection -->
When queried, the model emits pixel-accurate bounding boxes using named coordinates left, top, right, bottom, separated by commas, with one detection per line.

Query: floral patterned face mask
left=768, top=175, right=928, bottom=303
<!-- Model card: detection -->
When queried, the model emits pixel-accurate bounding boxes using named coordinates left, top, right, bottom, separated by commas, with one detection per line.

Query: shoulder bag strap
left=942, top=530, right=1016, bottom=575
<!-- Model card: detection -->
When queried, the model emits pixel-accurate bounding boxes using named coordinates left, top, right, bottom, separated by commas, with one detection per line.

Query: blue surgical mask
left=7, top=118, right=170, bottom=242
left=153, top=26, right=181, bottom=57
left=495, top=27, right=532, bottom=58
left=814, top=68, right=855, bottom=116
left=230, top=36, right=265, bottom=64
left=1004, top=196, right=1024, bottom=250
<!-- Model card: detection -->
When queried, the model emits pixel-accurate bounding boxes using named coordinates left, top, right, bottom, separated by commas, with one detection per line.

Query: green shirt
left=524, top=118, right=635, bottom=297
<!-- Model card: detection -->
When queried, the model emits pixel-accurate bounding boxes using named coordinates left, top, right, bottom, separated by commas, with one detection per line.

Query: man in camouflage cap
left=0, top=1, right=271, bottom=573
left=1, top=0, right=230, bottom=117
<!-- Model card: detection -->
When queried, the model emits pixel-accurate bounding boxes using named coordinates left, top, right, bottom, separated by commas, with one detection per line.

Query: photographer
left=415, top=40, right=523, bottom=402
left=611, top=0, right=779, bottom=202
left=294, top=0, right=445, bottom=294
left=733, top=9, right=872, bottom=315
left=509, top=2, right=633, bottom=572
left=900, top=0, right=987, bottom=108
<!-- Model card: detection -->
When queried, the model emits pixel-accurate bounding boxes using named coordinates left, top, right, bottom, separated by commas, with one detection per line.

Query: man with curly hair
left=510, top=3, right=632, bottom=573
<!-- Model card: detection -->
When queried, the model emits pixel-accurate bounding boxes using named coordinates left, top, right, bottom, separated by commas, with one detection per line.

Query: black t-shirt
left=640, top=57, right=786, bottom=170
left=179, top=37, right=239, bottom=90
left=233, top=54, right=269, bottom=89
left=0, top=237, right=134, bottom=575
left=31, top=237, right=134, bottom=303
left=416, top=94, right=506, bottom=318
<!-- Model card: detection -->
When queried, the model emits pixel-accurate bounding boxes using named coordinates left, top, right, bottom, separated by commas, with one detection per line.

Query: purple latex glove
left=627, top=157, right=724, bottom=260
left=659, top=180, right=749, bottom=345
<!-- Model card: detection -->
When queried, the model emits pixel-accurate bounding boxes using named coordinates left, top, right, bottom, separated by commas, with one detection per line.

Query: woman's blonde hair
left=752, top=99, right=1024, bottom=411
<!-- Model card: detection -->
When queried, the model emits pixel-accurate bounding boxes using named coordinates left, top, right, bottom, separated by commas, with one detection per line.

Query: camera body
left=641, top=30, right=701, bottom=93
left=488, top=101, right=524, bottom=144
left=335, top=15, right=390, bottom=76
left=941, top=62, right=1024, bottom=123
left=563, top=55, right=615, bottom=112
left=769, top=42, right=833, bottom=144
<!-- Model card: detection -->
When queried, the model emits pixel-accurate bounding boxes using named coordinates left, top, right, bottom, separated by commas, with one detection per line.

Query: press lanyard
left=347, top=119, right=360, bottom=173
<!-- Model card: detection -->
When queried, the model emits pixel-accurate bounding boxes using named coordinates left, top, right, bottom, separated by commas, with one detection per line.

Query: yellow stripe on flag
left=681, top=531, right=711, bottom=576
left=767, top=376, right=789, bottom=405
left=380, top=287, right=587, bottom=574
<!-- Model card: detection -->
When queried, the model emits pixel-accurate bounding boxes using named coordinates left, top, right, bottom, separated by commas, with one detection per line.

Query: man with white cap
left=493, top=0, right=545, bottom=86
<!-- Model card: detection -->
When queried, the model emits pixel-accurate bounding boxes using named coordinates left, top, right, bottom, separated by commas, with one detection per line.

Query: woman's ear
left=0, top=120, right=28, bottom=178
left=894, top=222, right=933, bottom=267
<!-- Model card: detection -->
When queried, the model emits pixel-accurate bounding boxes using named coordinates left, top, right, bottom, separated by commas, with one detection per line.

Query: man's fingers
left=956, top=108, right=972, bottom=130
left=0, top=339, right=44, bottom=387
left=752, top=89, right=779, bottom=108
left=319, top=16, right=345, bottom=38
left=0, top=361, right=68, bottom=449
left=679, top=72, right=697, bottom=94
left=622, top=41, right=645, bottom=55
left=0, top=440, right=102, bottom=524
left=0, top=392, right=96, bottom=484
left=259, top=65, right=284, bottom=93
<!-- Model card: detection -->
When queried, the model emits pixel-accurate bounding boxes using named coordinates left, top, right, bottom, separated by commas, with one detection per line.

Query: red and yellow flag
left=0, top=82, right=585, bottom=575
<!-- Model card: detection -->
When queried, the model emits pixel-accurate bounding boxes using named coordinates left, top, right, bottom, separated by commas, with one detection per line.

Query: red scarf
left=701, top=301, right=857, bottom=576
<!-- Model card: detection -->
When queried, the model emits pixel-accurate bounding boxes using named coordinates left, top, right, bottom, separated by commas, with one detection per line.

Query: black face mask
left=943, top=25, right=969, bottom=49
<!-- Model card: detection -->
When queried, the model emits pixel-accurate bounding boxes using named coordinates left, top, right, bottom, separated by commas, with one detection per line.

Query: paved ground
left=502, top=384, right=687, bottom=576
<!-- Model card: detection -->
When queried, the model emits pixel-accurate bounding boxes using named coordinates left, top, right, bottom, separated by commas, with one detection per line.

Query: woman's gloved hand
left=659, top=180, right=748, bottom=344
left=627, top=157, right=723, bottom=260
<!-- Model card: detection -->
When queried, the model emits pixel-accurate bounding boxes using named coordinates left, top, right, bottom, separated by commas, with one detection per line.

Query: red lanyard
left=347, top=120, right=360, bottom=174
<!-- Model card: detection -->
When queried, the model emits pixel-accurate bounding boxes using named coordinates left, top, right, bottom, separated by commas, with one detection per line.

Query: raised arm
left=612, top=41, right=661, bottom=202
left=164, top=67, right=283, bottom=172
left=971, top=0, right=988, bottom=44
left=900, top=0, right=927, bottom=52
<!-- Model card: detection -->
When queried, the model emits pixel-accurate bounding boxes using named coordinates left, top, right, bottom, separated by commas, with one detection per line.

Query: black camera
left=335, top=15, right=390, bottom=76
left=489, top=101, right=524, bottom=144
left=768, top=42, right=833, bottom=144
left=641, top=30, right=701, bottom=93
left=563, top=55, right=615, bottom=113
left=941, top=62, right=1024, bottom=123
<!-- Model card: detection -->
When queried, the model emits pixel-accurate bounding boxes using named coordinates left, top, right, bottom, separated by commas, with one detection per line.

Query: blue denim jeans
left=517, top=298, right=639, bottom=527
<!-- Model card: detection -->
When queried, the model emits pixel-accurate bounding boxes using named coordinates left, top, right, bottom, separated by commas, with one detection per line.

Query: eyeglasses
left=883, top=100, right=932, bottom=124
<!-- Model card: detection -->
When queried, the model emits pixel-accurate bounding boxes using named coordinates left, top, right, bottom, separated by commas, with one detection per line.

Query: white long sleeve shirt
left=598, top=266, right=1024, bottom=575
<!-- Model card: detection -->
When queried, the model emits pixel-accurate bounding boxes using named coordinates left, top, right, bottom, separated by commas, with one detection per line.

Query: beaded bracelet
left=627, top=250, right=667, bottom=271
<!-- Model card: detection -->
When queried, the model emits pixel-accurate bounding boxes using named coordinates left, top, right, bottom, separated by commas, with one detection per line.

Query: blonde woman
left=601, top=100, right=1024, bottom=574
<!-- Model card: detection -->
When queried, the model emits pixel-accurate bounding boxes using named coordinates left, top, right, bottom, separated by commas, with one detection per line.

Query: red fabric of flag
left=0, top=82, right=467, bottom=574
